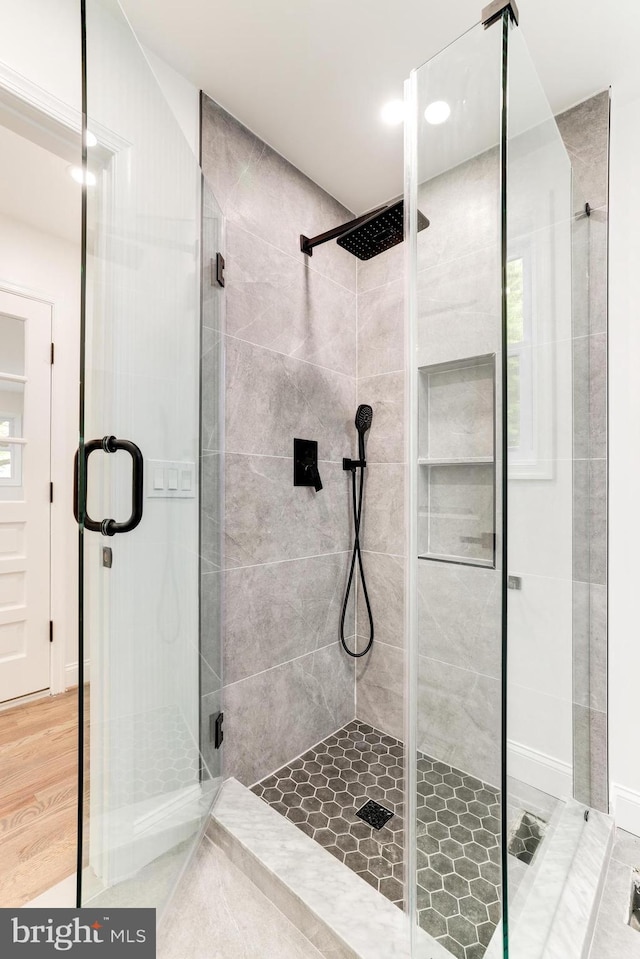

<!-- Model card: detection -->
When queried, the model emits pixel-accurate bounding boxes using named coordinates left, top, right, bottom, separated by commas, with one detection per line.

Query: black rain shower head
left=355, top=404, right=373, bottom=461
left=300, top=201, right=429, bottom=261
left=337, top=201, right=428, bottom=260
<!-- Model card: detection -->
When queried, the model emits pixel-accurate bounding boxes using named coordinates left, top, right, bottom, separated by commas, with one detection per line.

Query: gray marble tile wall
left=354, top=92, right=609, bottom=798
left=355, top=253, right=407, bottom=743
left=200, top=95, right=358, bottom=786
left=556, top=90, right=610, bottom=812
left=415, top=145, right=503, bottom=786
left=354, top=146, right=503, bottom=777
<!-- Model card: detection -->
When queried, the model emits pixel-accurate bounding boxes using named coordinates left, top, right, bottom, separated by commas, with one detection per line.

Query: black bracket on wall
left=212, top=252, right=225, bottom=287
left=293, top=438, right=323, bottom=492
left=211, top=711, right=224, bottom=749
left=482, top=0, right=519, bottom=28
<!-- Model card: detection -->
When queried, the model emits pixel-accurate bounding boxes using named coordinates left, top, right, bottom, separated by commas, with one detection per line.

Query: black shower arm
left=300, top=205, right=388, bottom=257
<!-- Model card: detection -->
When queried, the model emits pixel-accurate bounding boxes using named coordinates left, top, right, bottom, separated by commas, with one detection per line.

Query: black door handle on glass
left=73, top=435, right=144, bottom=536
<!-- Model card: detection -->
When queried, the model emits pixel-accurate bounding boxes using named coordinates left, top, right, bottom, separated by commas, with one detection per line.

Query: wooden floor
left=0, top=690, right=79, bottom=906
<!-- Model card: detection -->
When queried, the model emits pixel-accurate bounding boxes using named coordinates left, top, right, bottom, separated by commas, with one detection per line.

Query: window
left=0, top=414, right=22, bottom=486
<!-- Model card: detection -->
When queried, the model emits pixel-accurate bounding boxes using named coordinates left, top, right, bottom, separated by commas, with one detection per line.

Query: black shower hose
left=340, top=464, right=374, bottom=658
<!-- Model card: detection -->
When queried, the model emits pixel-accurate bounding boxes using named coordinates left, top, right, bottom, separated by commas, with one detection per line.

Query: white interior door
left=0, top=288, right=51, bottom=703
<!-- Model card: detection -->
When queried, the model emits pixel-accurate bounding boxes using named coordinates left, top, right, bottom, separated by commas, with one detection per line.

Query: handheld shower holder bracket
left=343, top=457, right=366, bottom=471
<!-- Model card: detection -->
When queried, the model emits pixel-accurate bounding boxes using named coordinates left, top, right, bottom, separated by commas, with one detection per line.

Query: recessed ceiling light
left=380, top=99, right=405, bottom=126
left=68, top=165, right=96, bottom=186
left=85, top=130, right=98, bottom=148
left=424, top=100, right=451, bottom=125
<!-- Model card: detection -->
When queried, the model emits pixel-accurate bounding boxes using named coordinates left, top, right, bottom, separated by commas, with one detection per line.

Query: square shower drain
left=629, top=873, right=640, bottom=932
left=356, top=799, right=394, bottom=830
left=508, top=811, right=547, bottom=865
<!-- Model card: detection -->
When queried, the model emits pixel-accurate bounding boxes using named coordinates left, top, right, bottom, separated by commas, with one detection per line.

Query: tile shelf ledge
left=417, top=456, right=494, bottom=465
left=418, top=551, right=495, bottom=568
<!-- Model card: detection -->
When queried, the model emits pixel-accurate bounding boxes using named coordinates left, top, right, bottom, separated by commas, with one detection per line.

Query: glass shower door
left=77, top=0, right=222, bottom=911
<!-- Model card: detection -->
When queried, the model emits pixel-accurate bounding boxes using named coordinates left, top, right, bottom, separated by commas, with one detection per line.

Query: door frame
left=0, top=280, right=72, bottom=699
left=0, top=60, right=122, bottom=701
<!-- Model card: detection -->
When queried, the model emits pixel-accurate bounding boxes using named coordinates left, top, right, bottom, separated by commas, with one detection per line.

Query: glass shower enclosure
left=406, top=4, right=595, bottom=957
left=76, top=0, right=223, bottom=911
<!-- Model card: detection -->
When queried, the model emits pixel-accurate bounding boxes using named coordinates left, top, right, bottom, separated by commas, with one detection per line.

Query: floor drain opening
left=356, top=799, right=394, bottom=830
left=629, top=873, right=640, bottom=932
left=508, top=810, right=547, bottom=865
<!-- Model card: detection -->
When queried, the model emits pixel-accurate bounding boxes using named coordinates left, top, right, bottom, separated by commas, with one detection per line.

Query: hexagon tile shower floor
left=253, top=720, right=545, bottom=959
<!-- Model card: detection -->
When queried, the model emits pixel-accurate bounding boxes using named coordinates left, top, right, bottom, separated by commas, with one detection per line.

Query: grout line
left=202, top=550, right=351, bottom=574
left=358, top=368, right=405, bottom=381
left=228, top=221, right=357, bottom=296
left=202, top=449, right=348, bottom=465
left=222, top=639, right=343, bottom=690
left=224, top=331, right=357, bottom=382
left=419, top=652, right=500, bottom=685
left=356, top=637, right=403, bottom=654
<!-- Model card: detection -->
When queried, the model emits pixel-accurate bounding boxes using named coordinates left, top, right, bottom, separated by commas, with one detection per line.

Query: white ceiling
left=123, top=0, right=638, bottom=213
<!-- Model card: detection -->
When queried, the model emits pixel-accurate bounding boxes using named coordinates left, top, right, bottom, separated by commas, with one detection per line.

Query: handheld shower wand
left=355, top=404, right=373, bottom=463
left=340, top=405, right=375, bottom=659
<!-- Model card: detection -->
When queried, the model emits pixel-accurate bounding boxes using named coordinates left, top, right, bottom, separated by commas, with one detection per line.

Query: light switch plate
left=147, top=460, right=196, bottom=498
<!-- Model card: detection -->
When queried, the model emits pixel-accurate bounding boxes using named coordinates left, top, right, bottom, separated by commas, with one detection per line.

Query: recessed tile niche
left=418, top=354, right=496, bottom=567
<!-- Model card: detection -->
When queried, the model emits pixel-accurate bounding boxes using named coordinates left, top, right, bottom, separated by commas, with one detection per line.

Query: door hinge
left=212, top=252, right=225, bottom=288
left=210, top=711, right=224, bottom=749
left=50, top=342, right=55, bottom=364
left=49, top=482, right=53, bottom=503
left=49, top=621, right=53, bottom=643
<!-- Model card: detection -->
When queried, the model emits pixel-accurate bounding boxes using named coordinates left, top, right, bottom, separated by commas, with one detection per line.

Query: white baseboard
left=65, top=659, right=90, bottom=688
left=508, top=739, right=573, bottom=799
left=610, top=782, right=640, bottom=837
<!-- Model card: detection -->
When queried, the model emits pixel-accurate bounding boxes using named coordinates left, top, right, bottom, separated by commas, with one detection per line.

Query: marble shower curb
left=487, top=799, right=614, bottom=959
left=208, top=777, right=450, bottom=959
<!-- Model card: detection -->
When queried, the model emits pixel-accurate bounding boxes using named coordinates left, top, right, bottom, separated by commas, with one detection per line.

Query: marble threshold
left=208, top=777, right=451, bottom=959
left=486, top=799, right=614, bottom=959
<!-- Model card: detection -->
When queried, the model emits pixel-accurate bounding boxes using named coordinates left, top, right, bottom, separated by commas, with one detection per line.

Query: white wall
left=0, top=212, right=81, bottom=686
left=608, top=86, right=640, bottom=836
left=143, top=47, right=199, bottom=157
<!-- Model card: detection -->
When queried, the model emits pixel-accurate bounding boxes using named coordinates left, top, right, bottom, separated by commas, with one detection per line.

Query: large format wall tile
left=358, top=463, right=404, bottom=556
left=357, top=371, right=404, bottom=465
left=357, top=241, right=405, bottom=295
left=417, top=562, right=500, bottom=679
left=573, top=581, right=608, bottom=713
left=588, top=211, right=608, bottom=336
left=202, top=91, right=359, bottom=786
left=573, top=332, right=607, bottom=460
left=416, top=308, right=499, bottom=370
left=417, top=147, right=500, bottom=270
left=417, top=246, right=501, bottom=324
left=224, top=643, right=354, bottom=785
left=224, top=553, right=352, bottom=684
left=356, top=642, right=404, bottom=742
left=357, top=552, right=404, bottom=649
left=226, top=223, right=356, bottom=375
left=201, top=96, right=356, bottom=292
left=225, top=336, right=355, bottom=460
left=574, top=458, right=607, bottom=586
left=201, top=452, right=223, bottom=572
left=201, top=327, right=223, bottom=452
left=357, top=279, right=404, bottom=378
left=418, top=656, right=501, bottom=788
left=224, top=454, right=350, bottom=568
left=556, top=91, right=610, bottom=212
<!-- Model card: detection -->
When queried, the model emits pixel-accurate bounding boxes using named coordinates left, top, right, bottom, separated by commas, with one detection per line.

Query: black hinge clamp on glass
left=74, top=435, right=144, bottom=536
